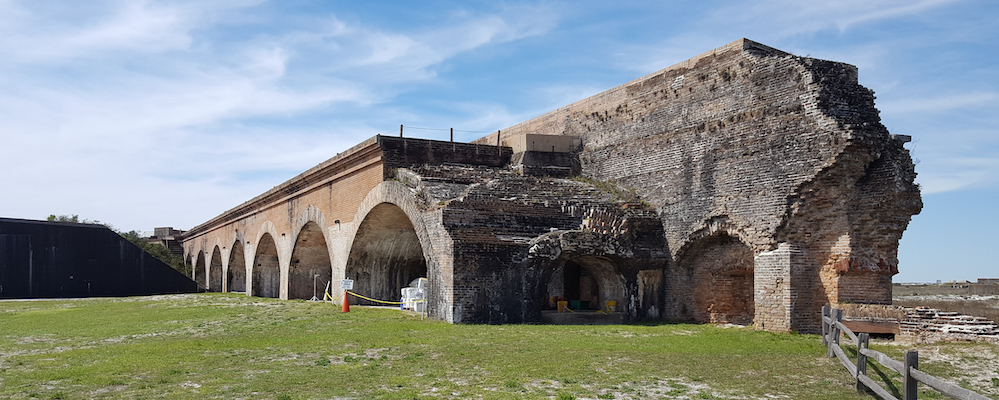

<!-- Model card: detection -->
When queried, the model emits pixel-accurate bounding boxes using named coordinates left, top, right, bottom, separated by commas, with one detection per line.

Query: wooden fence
left=822, top=306, right=993, bottom=400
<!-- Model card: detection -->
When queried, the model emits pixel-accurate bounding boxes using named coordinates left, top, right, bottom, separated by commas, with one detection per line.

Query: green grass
left=0, top=294, right=985, bottom=399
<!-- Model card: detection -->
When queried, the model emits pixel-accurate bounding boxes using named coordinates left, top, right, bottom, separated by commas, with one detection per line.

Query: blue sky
left=0, top=1, right=995, bottom=283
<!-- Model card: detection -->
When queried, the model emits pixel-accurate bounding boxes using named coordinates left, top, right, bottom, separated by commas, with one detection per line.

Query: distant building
left=145, top=227, right=185, bottom=258
left=970, top=278, right=999, bottom=295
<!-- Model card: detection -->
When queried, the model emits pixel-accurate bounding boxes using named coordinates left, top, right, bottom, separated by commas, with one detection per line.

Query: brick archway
left=343, top=181, right=435, bottom=306
left=209, top=245, right=223, bottom=292
left=289, top=221, right=332, bottom=300
left=676, top=232, right=755, bottom=325
left=193, top=250, right=206, bottom=289
left=527, top=230, right=630, bottom=322
left=227, top=235, right=247, bottom=294
left=251, top=221, right=283, bottom=298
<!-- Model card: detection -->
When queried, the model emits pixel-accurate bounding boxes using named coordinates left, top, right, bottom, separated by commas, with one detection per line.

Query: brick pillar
left=754, top=243, right=812, bottom=332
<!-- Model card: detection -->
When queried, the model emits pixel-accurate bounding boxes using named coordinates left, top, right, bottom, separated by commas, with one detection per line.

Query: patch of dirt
left=580, top=378, right=729, bottom=399
left=915, top=344, right=999, bottom=396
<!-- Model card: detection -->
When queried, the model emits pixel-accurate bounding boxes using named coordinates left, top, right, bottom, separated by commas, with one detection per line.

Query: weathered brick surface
left=180, top=39, right=920, bottom=332
left=472, top=39, right=920, bottom=332
left=400, top=164, right=669, bottom=323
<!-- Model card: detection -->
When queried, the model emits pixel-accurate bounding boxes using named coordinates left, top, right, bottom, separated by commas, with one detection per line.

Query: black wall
left=0, top=218, right=197, bottom=299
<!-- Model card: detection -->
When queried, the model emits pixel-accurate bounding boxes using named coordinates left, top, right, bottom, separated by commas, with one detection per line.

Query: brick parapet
left=377, top=136, right=512, bottom=176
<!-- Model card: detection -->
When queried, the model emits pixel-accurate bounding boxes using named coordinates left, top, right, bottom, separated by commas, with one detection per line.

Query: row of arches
left=192, top=226, right=755, bottom=324
left=185, top=182, right=757, bottom=325
left=186, top=198, right=429, bottom=305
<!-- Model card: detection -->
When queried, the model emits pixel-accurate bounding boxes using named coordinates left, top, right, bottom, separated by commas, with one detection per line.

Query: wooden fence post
left=830, top=308, right=843, bottom=356
left=822, top=305, right=830, bottom=347
left=903, top=350, right=918, bottom=400
left=856, top=333, right=869, bottom=394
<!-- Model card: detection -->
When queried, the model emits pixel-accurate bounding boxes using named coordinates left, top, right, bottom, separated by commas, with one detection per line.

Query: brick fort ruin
left=180, top=39, right=921, bottom=333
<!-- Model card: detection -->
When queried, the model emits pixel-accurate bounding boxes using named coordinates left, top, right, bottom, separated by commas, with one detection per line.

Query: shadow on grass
left=836, top=338, right=902, bottom=398
left=869, top=362, right=902, bottom=398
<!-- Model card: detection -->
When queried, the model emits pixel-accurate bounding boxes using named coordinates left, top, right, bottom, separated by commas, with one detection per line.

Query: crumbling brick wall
left=474, top=39, right=921, bottom=332
left=395, top=164, right=670, bottom=323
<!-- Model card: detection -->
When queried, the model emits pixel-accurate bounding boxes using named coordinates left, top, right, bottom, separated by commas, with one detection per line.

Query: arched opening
left=194, top=251, right=206, bottom=289
left=541, top=256, right=626, bottom=315
left=227, top=241, right=247, bottom=293
left=209, top=246, right=223, bottom=292
left=289, top=222, right=332, bottom=300
left=682, top=233, right=755, bottom=325
left=345, top=203, right=427, bottom=305
left=251, top=233, right=280, bottom=298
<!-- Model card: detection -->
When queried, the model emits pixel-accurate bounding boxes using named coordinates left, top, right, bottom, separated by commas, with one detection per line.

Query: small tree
left=47, top=214, right=79, bottom=223
left=119, top=230, right=192, bottom=276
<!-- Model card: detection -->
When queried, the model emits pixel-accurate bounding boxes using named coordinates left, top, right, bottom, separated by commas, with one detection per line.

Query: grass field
left=1, top=294, right=995, bottom=399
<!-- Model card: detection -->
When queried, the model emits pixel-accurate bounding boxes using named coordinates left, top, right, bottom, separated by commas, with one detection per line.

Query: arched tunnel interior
left=542, top=255, right=626, bottom=314
left=345, top=203, right=427, bottom=306
left=209, top=247, right=223, bottom=292
left=228, top=241, right=246, bottom=293
left=252, top=233, right=280, bottom=298
left=194, top=251, right=206, bottom=289
left=289, top=222, right=332, bottom=300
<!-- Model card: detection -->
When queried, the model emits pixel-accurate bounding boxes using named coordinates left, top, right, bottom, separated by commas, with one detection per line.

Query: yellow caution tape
left=346, top=290, right=404, bottom=305
left=321, top=290, right=426, bottom=307
left=324, top=290, right=345, bottom=303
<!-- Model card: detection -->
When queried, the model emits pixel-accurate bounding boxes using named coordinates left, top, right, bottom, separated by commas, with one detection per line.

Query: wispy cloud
left=301, top=5, right=559, bottom=82
left=0, top=1, right=560, bottom=230
left=916, top=157, right=999, bottom=194
left=727, top=0, right=961, bottom=37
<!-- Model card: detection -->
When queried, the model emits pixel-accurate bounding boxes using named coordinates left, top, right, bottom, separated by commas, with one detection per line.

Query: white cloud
left=308, top=5, right=559, bottom=82
left=916, top=157, right=999, bottom=194
left=0, top=1, right=561, bottom=230
left=730, top=0, right=961, bottom=37
left=619, top=0, right=963, bottom=75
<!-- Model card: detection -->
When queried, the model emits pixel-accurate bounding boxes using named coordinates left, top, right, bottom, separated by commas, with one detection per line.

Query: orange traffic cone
left=341, top=292, right=350, bottom=313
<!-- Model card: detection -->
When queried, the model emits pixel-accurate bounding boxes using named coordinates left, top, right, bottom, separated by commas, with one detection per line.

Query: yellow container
left=605, top=301, right=617, bottom=313
left=557, top=301, right=568, bottom=313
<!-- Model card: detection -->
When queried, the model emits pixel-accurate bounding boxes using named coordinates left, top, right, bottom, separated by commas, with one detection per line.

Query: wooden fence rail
left=821, top=306, right=993, bottom=400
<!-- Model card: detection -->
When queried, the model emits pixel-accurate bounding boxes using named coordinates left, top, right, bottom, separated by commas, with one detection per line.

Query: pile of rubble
left=900, top=307, right=999, bottom=342
left=839, top=303, right=999, bottom=343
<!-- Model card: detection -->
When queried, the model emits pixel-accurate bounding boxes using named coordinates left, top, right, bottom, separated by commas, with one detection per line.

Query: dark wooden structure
left=0, top=218, right=197, bottom=299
